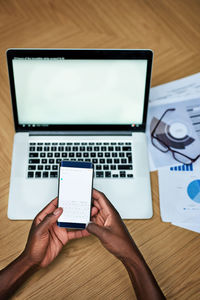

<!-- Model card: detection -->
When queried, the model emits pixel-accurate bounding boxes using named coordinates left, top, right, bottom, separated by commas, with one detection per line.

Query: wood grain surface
left=0, top=1, right=200, bottom=299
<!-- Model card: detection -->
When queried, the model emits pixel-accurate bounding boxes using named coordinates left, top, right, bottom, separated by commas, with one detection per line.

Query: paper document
left=158, top=160, right=200, bottom=233
left=147, top=72, right=200, bottom=171
left=149, top=72, right=200, bottom=105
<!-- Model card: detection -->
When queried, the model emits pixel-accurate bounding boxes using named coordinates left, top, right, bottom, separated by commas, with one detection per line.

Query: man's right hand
left=87, top=189, right=138, bottom=260
left=87, top=189, right=166, bottom=299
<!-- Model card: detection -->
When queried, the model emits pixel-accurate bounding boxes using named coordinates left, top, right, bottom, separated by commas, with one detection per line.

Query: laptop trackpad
left=93, top=179, right=152, bottom=219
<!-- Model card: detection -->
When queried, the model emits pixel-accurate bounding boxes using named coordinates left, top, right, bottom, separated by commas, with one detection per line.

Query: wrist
left=19, top=251, right=40, bottom=271
left=117, top=240, right=143, bottom=262
left=119, top=251, right=146, bottom=269
left=119, top=248, right=166, bottom=299
left=0, top=251, right=39, bottom=299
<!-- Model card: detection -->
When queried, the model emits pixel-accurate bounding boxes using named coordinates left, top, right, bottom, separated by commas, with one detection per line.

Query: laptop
left=7, top=48, right=153, bottom=220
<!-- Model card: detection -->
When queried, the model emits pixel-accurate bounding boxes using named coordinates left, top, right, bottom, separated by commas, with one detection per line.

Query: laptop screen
left=7, top=49, right=153, bottom=131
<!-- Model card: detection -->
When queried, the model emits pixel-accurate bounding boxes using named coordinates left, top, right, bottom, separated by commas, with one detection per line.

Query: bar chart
left=170, top=164, right=193, bottom=171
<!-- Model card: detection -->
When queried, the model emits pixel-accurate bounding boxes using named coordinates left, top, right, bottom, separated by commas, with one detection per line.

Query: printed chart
left=170, top=164, right=193, bottom=171
left=187, top=180, right=200, bottom=204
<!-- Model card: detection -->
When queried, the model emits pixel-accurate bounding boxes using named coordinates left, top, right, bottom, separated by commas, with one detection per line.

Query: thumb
left=38, top=207, right=63, bottom=233
left=87, top=222, right=106, bottom=239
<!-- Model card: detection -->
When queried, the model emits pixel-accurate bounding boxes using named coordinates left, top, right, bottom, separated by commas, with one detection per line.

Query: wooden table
left=0, top=1, right=200, bottom=299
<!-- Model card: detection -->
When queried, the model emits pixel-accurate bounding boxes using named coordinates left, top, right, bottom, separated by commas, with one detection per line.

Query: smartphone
left=57, top=160, right=94, bottom=229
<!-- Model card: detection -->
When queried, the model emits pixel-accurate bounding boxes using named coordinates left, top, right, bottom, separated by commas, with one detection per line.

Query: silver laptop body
left=7, top=49, right=153, bottom=220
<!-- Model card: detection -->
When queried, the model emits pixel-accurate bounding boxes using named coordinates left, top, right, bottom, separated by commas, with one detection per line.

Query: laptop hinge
left=29, top=131, right=132, bottom=136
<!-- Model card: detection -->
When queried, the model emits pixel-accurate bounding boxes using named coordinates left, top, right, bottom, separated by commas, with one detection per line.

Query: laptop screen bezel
left=7, top=49, right=153, bottom=132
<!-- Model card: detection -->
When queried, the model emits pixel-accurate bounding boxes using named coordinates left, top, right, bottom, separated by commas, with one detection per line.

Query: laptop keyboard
left=27, top=141, right=133, bottom=179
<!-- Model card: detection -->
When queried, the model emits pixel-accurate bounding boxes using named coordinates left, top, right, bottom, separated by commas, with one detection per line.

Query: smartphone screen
left=57, top=160, right=93, bottom=229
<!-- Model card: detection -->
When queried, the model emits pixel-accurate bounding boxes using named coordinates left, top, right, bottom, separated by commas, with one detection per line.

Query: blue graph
left=170, top=164, right=193, bottom=171
left=187, top=180, right=200, bottom=203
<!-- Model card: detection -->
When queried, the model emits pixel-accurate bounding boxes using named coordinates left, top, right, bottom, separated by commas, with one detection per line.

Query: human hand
left=87, top=190, right=166, bottom=300
left=23, top=197, right=93, bottom=268
left=87, top=189, right=138, bottom=260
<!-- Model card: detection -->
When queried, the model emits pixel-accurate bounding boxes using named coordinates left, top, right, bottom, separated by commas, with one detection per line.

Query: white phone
left=57, top=160, right=93, bottom=229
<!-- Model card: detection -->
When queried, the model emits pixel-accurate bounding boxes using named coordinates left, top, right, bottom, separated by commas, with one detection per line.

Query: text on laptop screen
left=12, top=58, right=147, bottom=126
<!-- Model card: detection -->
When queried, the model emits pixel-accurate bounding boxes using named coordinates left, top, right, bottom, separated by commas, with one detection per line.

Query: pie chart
left=187, top=180, right=200, bottom=203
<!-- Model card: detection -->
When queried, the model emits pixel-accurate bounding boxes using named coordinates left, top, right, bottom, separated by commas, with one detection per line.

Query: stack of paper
left=158, top=162, right=200, bottom=233
left=146, top=73, right=200, bottom=233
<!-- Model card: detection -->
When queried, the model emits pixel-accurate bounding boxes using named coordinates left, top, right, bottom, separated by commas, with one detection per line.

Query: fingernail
left=53, top=208, right=62, bottom=215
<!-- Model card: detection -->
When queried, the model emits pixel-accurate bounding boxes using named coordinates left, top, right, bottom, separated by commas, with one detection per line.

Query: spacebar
left=118, top=165, right=133, bottom=170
